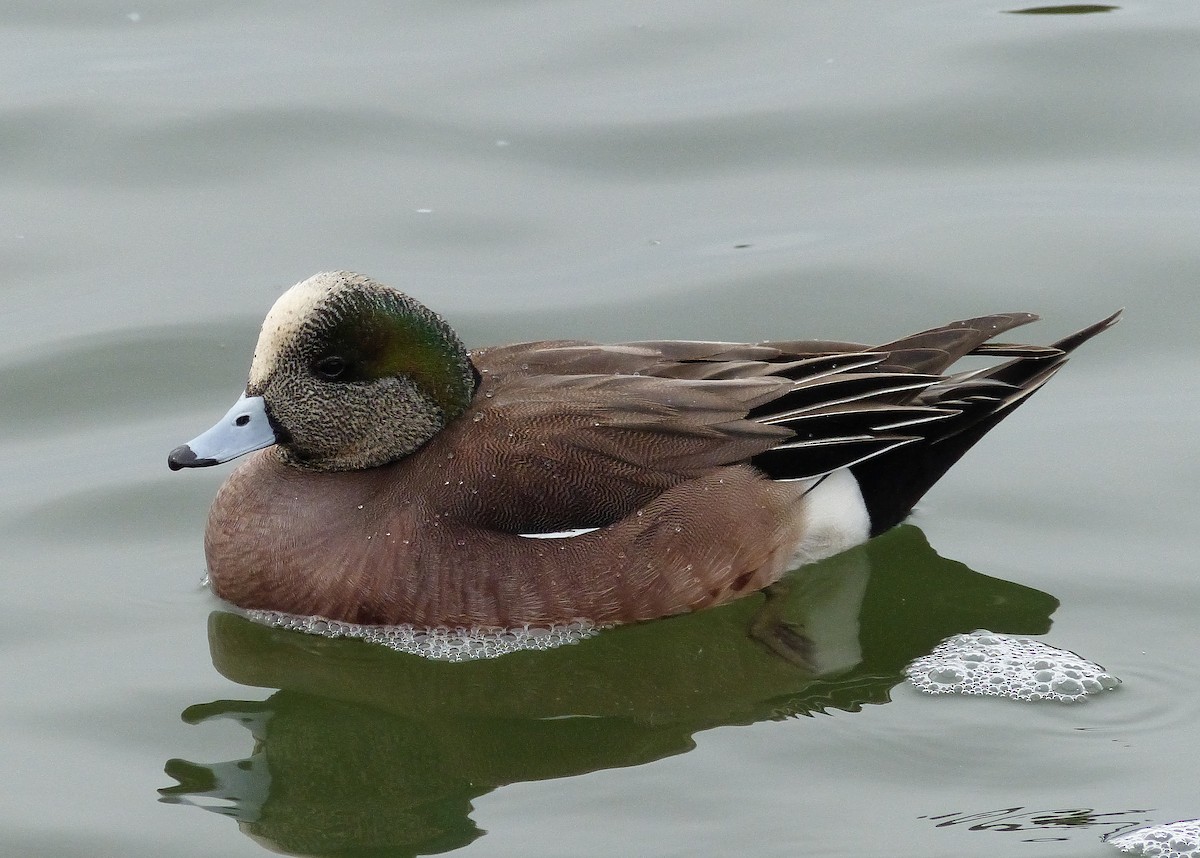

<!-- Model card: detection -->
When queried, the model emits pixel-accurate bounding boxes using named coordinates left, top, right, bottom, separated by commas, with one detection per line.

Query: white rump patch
left=517, top=527, right=600, bottom=540
left=790, top=468, right=870, bottom=566
left=248, top=272, right=341, bottom=388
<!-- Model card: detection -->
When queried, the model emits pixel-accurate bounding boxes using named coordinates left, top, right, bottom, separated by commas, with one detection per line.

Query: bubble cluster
left=242, top=609, right=602, bottom=661
left=905, top=630, right=1120, bottom=702
left=1107, top=819, right=1200, bottom=857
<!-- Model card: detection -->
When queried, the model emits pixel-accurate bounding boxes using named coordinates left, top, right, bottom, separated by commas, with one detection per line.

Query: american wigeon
left=169, top=272, right=1118, bottom=629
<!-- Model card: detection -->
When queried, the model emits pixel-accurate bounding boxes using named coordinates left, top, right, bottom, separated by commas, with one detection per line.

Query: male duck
left=170, top=272, right=1118, bottom=629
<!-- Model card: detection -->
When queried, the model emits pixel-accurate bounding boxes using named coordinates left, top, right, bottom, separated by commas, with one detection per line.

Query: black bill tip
left=168, top=445, right=216, bottom=471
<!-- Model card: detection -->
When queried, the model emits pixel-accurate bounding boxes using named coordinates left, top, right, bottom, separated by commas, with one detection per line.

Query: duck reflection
left=160, top=525, right=1057, bottom=857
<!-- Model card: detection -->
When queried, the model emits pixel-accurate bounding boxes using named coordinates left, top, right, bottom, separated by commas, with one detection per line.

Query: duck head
left=168, top=271, right=478, bottom=472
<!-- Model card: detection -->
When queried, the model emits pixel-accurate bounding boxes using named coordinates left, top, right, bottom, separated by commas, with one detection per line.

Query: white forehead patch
left=247, top=272, right=342, bottom=388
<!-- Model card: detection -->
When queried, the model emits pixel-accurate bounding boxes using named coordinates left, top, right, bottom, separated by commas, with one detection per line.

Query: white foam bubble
left=242, top=609, right=603, bottom=661
left=1107, top=819, right=1200, bottom=857
left=905, top=630, right=1120, bottom=702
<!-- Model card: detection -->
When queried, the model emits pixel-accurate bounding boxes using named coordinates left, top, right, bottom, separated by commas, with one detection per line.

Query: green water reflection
left=160, top=525, right=1058, bottom=857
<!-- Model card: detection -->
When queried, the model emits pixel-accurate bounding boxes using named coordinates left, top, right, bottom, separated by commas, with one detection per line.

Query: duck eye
left=314, top=355, right=348, bottom=380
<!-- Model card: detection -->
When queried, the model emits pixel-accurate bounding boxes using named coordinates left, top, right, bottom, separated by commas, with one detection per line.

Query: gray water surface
left=2, top=3, right=1198, bottom=856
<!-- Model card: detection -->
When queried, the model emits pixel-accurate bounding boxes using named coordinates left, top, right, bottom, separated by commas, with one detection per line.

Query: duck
left=169, top=271, right=1119, bottom=630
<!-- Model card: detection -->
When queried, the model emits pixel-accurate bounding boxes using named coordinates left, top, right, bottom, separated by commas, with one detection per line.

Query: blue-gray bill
left=168, top=393, right=277, bottom=470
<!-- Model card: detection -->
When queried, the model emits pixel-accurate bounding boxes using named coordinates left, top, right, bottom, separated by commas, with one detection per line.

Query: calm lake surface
left=3, top=2, right=1198, bottom=856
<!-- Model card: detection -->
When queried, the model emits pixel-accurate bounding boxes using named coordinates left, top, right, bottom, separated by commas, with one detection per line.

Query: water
left=3, top=2, right=1199, bottom=856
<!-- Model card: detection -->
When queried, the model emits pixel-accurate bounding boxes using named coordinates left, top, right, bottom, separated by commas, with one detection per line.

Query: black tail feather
left=852, top=310, right=1121, bottom=535
left=746, top=310, right=1122, bottom=536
